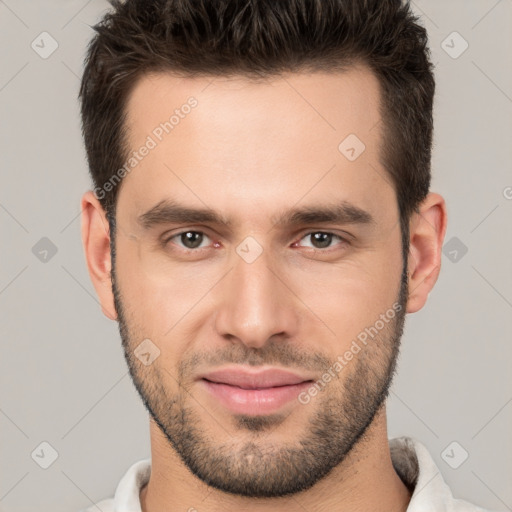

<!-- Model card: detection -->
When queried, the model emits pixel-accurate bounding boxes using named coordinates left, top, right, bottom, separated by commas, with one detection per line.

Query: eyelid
left=161, top=228, right=351, bottom=251
left=162, top=228, right=214, bottom=249
left=294, top=230, right=350, bottom=249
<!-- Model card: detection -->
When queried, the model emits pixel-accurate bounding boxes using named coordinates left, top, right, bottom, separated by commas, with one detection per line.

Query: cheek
left=290, top=246, right=402, bottom=352
left=114, top=228, right=403, bottom=361
left=115, top=237, right=221, bottom=343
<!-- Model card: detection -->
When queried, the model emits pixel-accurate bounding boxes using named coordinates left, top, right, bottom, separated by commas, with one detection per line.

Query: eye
left=167, top=230, right=212, bottom=250
left=295, top=231, right=347, bottom=250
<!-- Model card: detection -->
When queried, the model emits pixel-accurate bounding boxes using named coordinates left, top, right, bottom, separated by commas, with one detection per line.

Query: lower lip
left=200, top=379, right=312, bottom=415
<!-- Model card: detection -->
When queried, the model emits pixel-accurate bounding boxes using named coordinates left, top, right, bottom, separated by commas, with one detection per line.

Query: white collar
left=107, top=437, right=490, bottom=511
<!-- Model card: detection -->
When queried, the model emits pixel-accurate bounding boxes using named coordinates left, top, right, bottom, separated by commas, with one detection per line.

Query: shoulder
left=390, top=437, right=500, bottom=512
left=77, top=457, right=151, bottom=512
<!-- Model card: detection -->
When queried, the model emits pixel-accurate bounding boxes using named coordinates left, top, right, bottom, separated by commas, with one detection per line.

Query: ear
left=406, top=192, right=448, bottom=314
left=80, top=191, right=118, bottom=320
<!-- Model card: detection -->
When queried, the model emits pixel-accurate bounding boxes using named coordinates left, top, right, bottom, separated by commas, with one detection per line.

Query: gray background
left=1, top=1, right=511, bottom=511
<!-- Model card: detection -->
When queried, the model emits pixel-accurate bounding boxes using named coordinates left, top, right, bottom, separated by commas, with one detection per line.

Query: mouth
left=198, top=367, right=315, bottom=415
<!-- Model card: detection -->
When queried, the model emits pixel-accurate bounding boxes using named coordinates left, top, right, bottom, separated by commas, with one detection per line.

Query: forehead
left=125, top=65, right=382, bottom=140
left=118, top=65, right=394, bottom=225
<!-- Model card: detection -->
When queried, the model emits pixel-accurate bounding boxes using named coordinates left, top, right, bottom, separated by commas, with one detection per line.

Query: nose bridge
left=214, top=242, right=297, bottom=348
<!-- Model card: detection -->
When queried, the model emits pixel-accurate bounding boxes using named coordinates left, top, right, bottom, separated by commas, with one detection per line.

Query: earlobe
left=406, top=192, right=448, bottom=314
left=81, top=191, right=118, bottom=321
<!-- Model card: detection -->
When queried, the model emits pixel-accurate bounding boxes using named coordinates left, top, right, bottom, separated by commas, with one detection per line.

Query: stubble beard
left=110, top=230, right=409, bottom=498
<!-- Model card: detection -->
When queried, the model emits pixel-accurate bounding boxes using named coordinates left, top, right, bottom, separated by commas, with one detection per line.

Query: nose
left=214, top=245, right=300, bottom=349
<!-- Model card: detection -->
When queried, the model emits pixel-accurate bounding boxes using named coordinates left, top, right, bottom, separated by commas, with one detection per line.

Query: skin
left=81, top=64, right=447, bottom=512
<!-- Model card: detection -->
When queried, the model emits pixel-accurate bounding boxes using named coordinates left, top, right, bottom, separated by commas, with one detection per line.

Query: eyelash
left=163, top=230, right=349, bottom=253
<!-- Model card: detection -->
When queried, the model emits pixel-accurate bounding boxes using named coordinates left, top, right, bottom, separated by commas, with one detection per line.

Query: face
left=111, top=66, right=408, bottom=497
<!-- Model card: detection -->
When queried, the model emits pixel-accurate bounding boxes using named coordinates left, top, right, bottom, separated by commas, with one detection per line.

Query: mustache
left=178, top=341, right=332, bottom=378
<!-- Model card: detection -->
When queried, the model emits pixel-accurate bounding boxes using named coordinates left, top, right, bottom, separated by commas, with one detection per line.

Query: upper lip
left=199, top=367, right=314, bottom=389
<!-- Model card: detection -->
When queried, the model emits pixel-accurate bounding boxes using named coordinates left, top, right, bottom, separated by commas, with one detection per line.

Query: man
left=78, top=1, right=494, bottom=511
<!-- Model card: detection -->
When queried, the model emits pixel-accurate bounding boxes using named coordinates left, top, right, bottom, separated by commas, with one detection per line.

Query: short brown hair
left=79, top=0, right=435, bottom=261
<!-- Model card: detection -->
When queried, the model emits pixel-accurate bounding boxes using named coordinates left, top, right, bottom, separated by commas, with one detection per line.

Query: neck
left=140, top=406, right=411, bottom=512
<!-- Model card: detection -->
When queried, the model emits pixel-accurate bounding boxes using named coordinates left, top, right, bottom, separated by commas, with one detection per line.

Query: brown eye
left=297, top=232, right=346, bottom=250
left=310, top=232, right=333, bottom=248
left=169, top=231, right=211, bottom=250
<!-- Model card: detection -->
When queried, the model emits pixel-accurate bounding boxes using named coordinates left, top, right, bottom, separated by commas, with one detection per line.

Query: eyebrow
left=137, top=199, right=376, bottom=230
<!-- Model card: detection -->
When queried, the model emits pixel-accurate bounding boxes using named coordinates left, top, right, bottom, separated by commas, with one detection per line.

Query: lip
left=199, top=367, right=313, bottom=388
left=198, top=367, right=314, bottom=415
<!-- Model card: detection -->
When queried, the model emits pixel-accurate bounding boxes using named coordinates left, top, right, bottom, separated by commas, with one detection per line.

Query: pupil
left=312, top=232, right=331, bottom=248
left=182, top=232, right=202, bottom=249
